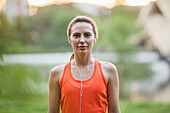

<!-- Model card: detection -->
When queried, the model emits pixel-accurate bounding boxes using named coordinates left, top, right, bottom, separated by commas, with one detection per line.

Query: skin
left=48, top=22, right=121, bottom=113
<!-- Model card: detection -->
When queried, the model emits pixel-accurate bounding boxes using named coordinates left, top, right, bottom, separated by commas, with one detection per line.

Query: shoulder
left=49, top=64, right=65, bottom=85
left=100, top=61, right=117, bottom=73
left=100, top=61, right=118, bottom=83
left=50, top=64, right=65, bottom=76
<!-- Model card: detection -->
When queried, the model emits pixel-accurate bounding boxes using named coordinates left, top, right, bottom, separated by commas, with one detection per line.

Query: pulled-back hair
left=67, top=16, right=98, bottom=61
left=67, top=16, right=98, bottom=41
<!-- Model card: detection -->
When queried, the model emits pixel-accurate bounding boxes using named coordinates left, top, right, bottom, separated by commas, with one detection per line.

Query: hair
left=67, top=16, right=98, bottom=61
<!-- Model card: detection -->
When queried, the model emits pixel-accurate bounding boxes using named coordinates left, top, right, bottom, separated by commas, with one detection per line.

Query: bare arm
left=48, top=65, right=64, bottom=113
left=103, top=62, right=121, bottom=113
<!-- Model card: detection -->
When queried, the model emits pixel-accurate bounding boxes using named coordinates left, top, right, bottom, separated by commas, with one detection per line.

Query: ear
left=94, top=39, right=96, bottom=43
left=68, top=36, right=72, bottom=44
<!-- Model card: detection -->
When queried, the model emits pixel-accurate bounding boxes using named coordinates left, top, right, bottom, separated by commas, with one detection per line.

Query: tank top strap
left=59, top=61, right=71, bottom=88
left=95, top=59, right=107, bottom=86
left=60, top=59, right=107, bottom=87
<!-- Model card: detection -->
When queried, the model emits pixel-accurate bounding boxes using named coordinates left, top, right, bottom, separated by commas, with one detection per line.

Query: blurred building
left=133, top=0, right=170, bottom=102
left=138, top=0, right=170, bottom=56
left=27, top=0, right=155, bottom=15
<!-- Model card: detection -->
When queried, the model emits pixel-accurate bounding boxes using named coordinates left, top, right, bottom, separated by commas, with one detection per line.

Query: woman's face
left=69, top=22, right=96, bottom=54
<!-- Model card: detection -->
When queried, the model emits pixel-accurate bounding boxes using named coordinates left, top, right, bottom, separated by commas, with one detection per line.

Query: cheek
left=69, top=37, right=75, bottom=43
left=71, top=39, right=78, bottom=46
left=87, top=38, right=95, bottom=44
left=87, top=40, right=94, bottom=48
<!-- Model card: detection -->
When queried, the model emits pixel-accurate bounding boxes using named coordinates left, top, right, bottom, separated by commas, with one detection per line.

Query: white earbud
left=94, top=39, right=96, bottom=43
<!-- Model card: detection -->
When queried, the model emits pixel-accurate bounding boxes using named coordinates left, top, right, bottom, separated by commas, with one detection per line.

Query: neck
left=74, top=52, right=93, bottom=66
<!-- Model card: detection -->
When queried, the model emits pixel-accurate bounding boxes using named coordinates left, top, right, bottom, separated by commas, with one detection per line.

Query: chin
left=78, top=50, right=89, bottom=53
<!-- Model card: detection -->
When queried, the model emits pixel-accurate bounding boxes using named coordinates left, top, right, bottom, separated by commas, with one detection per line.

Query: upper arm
left=48, top=65, right=64, bottom=113
left=103, top=62, right=121, bottom=113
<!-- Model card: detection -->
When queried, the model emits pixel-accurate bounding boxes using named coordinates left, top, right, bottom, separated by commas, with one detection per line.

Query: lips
left=78, top=46, right=87, bottom=49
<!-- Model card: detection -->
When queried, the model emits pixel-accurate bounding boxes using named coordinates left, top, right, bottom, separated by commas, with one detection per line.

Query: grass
left=0, top=64, right=50, bottom=113
left=0, top=98, right=170, bottom=113
left=0, top=97, right=48, bottom=113
left=120, top=100, right=170, bottom=113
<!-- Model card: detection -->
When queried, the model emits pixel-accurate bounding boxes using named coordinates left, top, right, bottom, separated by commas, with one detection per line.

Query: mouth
left=78, top=46, right=87, bottom=49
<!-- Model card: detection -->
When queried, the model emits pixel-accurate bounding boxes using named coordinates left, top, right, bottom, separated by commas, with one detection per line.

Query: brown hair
left=67, top=16, right=98, bottom=61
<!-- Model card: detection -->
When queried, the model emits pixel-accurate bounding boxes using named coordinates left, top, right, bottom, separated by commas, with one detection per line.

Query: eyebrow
left=73, top=32, right=80, bottom=34
left=84, top=32, right=92, bottom=34
left=72, top=31, right=92, bottom=35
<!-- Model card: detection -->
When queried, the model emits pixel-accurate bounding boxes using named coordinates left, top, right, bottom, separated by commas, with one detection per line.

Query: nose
left=79, top=36, right=85, bottom=43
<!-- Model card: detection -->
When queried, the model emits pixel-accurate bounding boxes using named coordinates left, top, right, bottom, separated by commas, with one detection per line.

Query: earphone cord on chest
left=74, top=59, right=91, bottom=113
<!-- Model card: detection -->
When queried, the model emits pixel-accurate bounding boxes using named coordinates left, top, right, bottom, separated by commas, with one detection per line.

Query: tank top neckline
left=69, top=59, right=97, bottom=83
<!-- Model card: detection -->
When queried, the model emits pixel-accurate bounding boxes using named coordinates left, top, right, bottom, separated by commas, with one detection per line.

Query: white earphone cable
left=74, top=59, right=91, bottom=113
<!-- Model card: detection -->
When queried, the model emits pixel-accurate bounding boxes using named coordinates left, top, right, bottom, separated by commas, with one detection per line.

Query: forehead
left=71, top=22, right=93, bottom=33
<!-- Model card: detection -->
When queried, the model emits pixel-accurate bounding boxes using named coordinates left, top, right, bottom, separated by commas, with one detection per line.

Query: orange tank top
left=60, top=59, right=107, bottom=113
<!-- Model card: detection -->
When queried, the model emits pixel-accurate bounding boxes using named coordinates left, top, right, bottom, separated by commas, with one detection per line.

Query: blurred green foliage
left=115, top=57, right=153, bottom=98
left=0, top=65, right=45, bottom=100
left=0, top=64, right=51, bottom=112
left=1, top=98, right=170, bottom=113
left=95, top=7, right=140, bottom=53
left=0, top=6, right=140, bottom=54
left=0, top=64, right=167, bottom=113
left=0, top=5, right=153, bottom=104
left=120, top=100, right=170, bottom=113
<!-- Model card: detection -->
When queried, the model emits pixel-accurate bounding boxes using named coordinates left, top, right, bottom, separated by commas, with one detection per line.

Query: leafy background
left=0, top=5, right=169, bottom=113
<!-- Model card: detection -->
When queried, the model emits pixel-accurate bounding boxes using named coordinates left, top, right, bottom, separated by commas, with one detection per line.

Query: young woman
left=48, top=16, right=121, bottom=113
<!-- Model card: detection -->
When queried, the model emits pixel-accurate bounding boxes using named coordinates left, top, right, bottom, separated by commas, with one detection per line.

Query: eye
left=84, top=33, right=91, bottom=37
left=73, top=33, right=80, bottom=38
